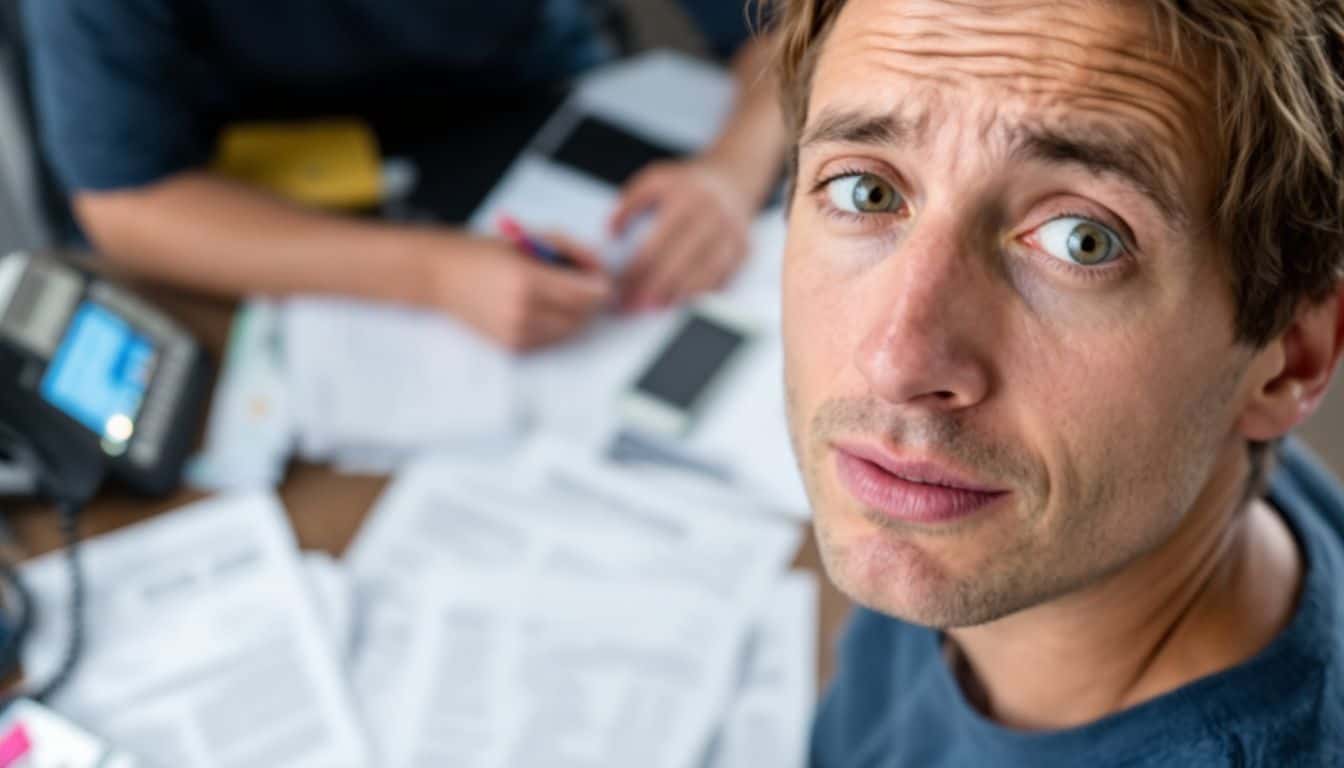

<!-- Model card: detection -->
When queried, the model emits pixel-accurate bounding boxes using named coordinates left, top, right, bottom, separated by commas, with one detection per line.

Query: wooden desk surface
left=7, top=279, right=855, bottom=691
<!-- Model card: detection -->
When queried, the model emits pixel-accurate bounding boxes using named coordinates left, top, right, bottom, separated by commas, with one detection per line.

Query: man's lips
left=832, top=442, right=1009, bottom=524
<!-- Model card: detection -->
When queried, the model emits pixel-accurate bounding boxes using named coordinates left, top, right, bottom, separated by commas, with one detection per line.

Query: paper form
left=19, top=493, right=372, bottom=767
left=387, top=568, right=744, bottom=768
left=343, top=441, right=801, bottom=762
left=282, top=297, right=520, bottom=464
left=703, top=572, right=819, bottom=768
left=303, top=551, right=356, bottom=665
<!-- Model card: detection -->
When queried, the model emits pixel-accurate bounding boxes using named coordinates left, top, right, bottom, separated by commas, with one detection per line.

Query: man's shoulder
left=1176, top=438, right=1344, bottom=765
left=836, top=605, right=932, bottom=669
left=1272, top=438, right=1344, bottom=539
left=826, top=605, right=929, bottom=703
left=810, top=608, right=942, bottom=766
left=1268, top=438, right=1344, bottom=662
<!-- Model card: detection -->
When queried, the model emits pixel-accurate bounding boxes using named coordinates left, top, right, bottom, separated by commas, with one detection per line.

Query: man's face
left=784, top=0, right=1259, bottom=627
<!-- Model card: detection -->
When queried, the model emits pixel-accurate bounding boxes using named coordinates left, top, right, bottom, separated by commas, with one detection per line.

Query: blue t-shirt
left=21, top=0, right=750, bottom=193
left=811, top=438, right=1344, bottom=767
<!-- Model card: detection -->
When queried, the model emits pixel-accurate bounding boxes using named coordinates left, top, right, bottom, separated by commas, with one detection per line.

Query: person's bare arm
left=609, top=34, right=786, bottom=311
left=74, top=171, right=613, bottom=350
left=698, top=33, right=788, bottom=207
left=77, top=171, right=459, bottom=304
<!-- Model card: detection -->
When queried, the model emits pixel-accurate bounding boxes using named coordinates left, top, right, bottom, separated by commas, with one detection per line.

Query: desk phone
left=0, top=251, right=209, bottom=495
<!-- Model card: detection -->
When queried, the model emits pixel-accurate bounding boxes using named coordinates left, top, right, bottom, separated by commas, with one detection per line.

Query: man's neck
left=946, top=445, right=1303, bottom=731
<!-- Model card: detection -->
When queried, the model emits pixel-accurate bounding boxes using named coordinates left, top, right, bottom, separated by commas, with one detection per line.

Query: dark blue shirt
left=811, top=438, right=1344, bottom=767
left=21, top=0, right=750, bottom=192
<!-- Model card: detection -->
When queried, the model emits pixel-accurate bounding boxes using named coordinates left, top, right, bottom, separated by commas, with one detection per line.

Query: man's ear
left=1239, top=282, right=1344, bottom=442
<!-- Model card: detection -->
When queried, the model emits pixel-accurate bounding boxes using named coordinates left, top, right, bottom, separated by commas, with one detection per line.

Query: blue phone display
left=40, top=302, right=156, bottom=441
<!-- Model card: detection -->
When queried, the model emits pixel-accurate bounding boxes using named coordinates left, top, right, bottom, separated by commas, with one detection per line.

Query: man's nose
left=855, top=220, right=993, bottom=411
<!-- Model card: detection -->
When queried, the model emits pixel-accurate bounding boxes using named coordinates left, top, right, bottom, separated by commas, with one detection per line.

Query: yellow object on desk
left=211, top=119, right=383, bottom=209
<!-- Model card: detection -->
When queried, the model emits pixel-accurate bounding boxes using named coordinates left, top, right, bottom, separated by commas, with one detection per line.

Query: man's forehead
left=811, top=0, right=1202, bottom=92
left=803, top=0, right=1214, bottom=210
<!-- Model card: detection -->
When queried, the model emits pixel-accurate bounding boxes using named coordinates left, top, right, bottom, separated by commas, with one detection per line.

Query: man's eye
left=1031, top=217, right=1123, bottom=266
left=825, top=173, right=904, bottom=214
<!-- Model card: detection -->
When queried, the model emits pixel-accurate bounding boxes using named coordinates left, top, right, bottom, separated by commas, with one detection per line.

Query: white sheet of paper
left=468, top=157, right=619, bottom=266
left=703, top=572, right=819, bottom=768
left=302, top=551, right=356, bottom=665
left=386, top=567, right=743, bottom=768
left=19, top=493, right=372, bottom=767
left=517, top=308, right=679, bottom=446
left=574, top=50, right=735, bottom=151
left=343, top=440, right=800, bottom=762
left=0, top=699, right=142, bottom=768
left=282, top=297, right=520, bottom=463
left=518, top=436, right=802, bottom=608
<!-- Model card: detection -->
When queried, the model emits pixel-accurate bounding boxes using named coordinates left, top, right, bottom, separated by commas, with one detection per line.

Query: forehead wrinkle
left=846, top=37, right=1196, bottom=153
left=878, top=13, right=1206, bottom=107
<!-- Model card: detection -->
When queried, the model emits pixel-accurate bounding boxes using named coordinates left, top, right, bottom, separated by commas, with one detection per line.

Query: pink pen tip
left=496, top=214, right=524, bottom=238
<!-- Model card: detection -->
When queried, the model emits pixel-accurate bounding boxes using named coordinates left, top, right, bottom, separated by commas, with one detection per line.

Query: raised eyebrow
left=1011, top=127, right=1189, bottom=231
left=799, top=108, right=926, bottom=149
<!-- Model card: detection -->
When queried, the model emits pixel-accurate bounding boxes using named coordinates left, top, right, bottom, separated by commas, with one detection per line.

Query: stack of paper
left=23, top=438, right=817, bottom=767
left=343, top=438, right=804, bottom=765
left=19, top=493, right=373, bottom=767
left=703, top=573, right=818, bottom=768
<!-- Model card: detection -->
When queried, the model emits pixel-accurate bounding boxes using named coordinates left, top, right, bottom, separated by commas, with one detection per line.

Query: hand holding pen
left=436, top=215, right=611, bottom=351
left=497, top=214, right=581, bottom=270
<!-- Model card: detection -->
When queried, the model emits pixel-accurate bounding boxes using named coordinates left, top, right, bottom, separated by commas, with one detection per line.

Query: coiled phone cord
left=0, top=498, right=86, bottom=706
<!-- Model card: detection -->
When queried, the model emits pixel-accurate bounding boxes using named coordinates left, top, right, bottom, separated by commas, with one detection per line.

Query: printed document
left=343, top=441, right=800, bottom=762
left=20, top=493, right=371, bottom=767
left=282, top=297, right=519, bottom=466
left=386, top=568, right=743, bottom=768
left=703, top=572, right=819, bottom=768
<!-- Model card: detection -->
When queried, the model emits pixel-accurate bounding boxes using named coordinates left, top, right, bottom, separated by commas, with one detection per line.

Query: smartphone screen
left=634, top=314, right=746, bottom=410
left=549, top=116, right=682, bottom=187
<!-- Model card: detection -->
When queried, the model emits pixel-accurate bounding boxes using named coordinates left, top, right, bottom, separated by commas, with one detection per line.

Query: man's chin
left=815, top=506, right=1028, bottom=628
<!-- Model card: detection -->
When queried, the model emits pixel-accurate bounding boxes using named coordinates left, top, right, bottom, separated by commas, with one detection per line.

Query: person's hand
left=436, top=233, right=613, bottom=351
left=609, top=158, right=755, bottom=312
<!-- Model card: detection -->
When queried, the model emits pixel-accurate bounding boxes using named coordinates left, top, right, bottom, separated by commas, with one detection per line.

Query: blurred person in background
left=21, top=0, right=784, bottom=350
left=775, top=0, right=1344, bottom=764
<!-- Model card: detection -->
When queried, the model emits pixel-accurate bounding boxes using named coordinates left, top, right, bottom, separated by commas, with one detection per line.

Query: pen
left=497, top=215, right=576, bottom=269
